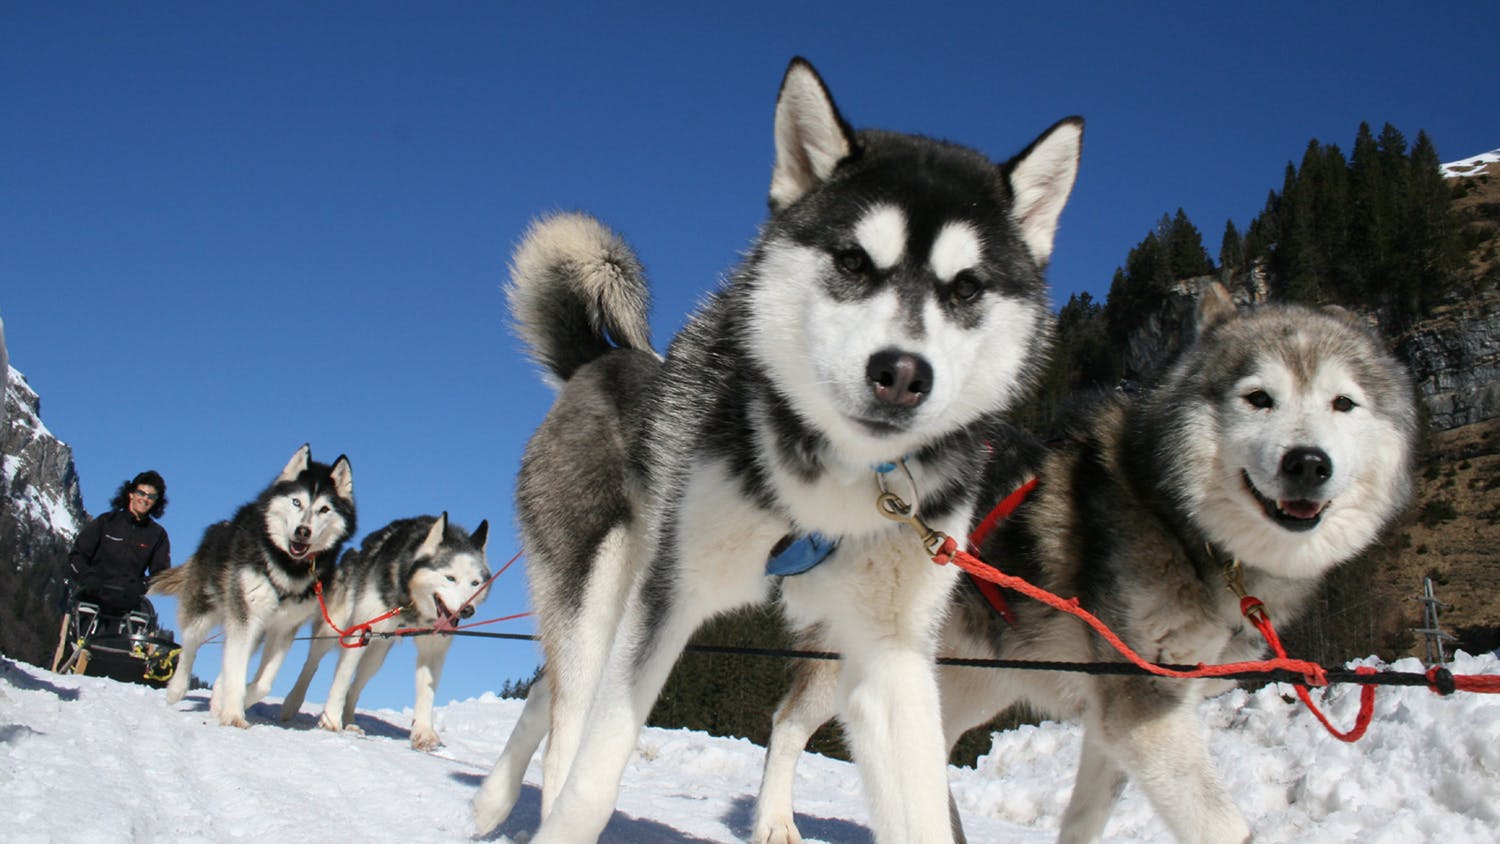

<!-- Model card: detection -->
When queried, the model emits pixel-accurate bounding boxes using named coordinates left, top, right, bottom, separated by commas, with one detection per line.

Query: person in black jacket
left=67, top=470, right=172, bottom=613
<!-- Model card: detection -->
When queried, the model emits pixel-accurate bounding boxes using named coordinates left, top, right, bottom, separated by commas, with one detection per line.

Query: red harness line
left=314, top=549, right=532, bottom=648
left=933, top=535, right=1382, bottom=739
left=937, top=480, right=1499, bottom=742
left=964, top=476, right=1038, bottom=625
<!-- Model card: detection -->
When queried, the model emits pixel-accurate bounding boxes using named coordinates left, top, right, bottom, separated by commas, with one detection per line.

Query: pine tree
left=1396, top=130, right=1462, bottom=314
left=1164, top=208, right=1214, bottom=278
left=1274, top=156, right=1323, bottom=302
left=1349, top=122, right=1390, bottom=290
left=1219, top=219, right=1244, bottom=271
left=1244, top=189, right=1281, bottom=264
left=1315, top=143, right=1357, bottom=299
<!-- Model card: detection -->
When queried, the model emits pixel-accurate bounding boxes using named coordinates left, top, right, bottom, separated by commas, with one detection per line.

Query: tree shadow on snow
left=450, top=776, right=724, bottom=843
left=723, top=794, right=873, bottom=843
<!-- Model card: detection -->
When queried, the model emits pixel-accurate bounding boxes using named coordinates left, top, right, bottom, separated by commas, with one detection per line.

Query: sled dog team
left=150, top=443, right=494, bottom=750
left=156, top=57, right=1417, bottom=843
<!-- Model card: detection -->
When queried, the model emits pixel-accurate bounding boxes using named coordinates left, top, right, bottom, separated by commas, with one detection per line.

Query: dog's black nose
left=294, top=525, right=312, bottom=541
left=866, top=349, right=933, bottom=408
left=1280, top=447, right=1332, bottom=487
left=459, top=604, right=476, bottom=619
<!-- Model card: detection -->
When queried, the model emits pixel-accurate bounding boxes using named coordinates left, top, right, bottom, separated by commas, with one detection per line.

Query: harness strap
left=969, top=476, right=1037, bottom=549
left=965, top=476, right=1038, bottom=626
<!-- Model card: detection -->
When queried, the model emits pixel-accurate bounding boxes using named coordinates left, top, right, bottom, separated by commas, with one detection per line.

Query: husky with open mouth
left=279, top=512, right=490, bottom=749
left=150, top=444, right=355, bottom=728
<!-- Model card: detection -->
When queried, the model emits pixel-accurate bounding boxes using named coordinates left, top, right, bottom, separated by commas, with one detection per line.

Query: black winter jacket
left=67, top=510, right=171, bottom=610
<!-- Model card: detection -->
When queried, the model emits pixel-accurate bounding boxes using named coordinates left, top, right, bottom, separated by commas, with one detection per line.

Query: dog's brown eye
left=950, top=272, right=983, bottom=303
left=835, top=248, right=871, bottom=275
left=1243, top=390, right=1274, bottom=410
left=1332, top=395, right=1356, bottom=413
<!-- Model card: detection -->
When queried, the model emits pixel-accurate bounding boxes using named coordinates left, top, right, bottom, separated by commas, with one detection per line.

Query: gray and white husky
left=150, top=444, right=355, bottom=728
left=473, top=57, right=1082, bottom=843
left=279, top=512, right=491, bottom=749
left=753, top=284, right=1418, bottom=844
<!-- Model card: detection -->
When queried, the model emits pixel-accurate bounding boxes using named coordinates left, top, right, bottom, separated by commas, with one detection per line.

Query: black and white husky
left=753, top=284, right=1418, bottom=844
left=150, top=444, right=355, bottom=728
left=473, top=57, right=1082, bottom=842
left=278, top=513, right=491, bottom=749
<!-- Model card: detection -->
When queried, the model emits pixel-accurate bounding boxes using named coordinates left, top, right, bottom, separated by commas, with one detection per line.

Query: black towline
left=339, top=629, right=1447, bottom=690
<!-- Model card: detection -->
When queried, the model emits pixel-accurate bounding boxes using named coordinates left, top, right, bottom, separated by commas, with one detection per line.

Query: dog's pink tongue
left=1281, top=500, right=1323, bottom=519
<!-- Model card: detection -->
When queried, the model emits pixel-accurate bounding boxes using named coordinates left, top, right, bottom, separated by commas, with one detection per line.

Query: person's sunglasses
left=132, top=489, right=160, bottom=501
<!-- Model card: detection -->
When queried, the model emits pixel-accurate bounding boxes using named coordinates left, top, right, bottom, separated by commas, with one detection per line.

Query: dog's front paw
left=749, top=818, right=804, bottom=844
left=317, top=711, right=343, bottom=733
left=164, top=680, right=188, bottom=705
left=410, top=727, right=441, bottom=751
left=219, top=712, right=251, bottom=729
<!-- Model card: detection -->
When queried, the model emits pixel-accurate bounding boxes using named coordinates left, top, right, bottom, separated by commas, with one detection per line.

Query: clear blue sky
left=4, top=3, right=1497, bottom=712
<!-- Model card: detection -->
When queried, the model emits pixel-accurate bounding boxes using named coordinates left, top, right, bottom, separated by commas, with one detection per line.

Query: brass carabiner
left=876, top=489, right=950, bottom=558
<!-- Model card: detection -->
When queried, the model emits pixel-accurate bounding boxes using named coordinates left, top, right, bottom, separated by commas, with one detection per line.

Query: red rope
left=315, top=549, right=535, bottom=644
left=938, top=540, right=1330, bottom=685
left=1446, top=669, right=1500, bottom=694
left=390, top=609, right=534, bottom=638
left=936, top=533, right=1500, bottom=740
left=936, top=538, right=1391, bottom=741
left=964, top=477, right=1037, bottom=626
left=313, top=580, right=408, bottom=649
left=1241, top=595, right=1378, bottom=741
left=419, top=548, right=528, bottom=635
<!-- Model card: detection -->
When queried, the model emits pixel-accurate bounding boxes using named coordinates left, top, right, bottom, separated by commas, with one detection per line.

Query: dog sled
left=51, top=593, right=180, bottom=688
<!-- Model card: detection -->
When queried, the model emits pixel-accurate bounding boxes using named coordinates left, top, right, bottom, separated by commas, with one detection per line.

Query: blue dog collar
left=767, top=460, right=902, bottom=577
left=766, top=532, right=838, bottom=577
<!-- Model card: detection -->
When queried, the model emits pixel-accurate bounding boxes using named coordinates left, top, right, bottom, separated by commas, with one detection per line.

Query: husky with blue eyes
left=150, top=444, right=355, bottom=729
left=754, top=283, right=1418, bottom=844
left=473, top=57, right=1081, bottom=843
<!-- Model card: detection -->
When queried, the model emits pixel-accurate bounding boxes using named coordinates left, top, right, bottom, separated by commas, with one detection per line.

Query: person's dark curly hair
left=109, top=470, right=168, bottom=519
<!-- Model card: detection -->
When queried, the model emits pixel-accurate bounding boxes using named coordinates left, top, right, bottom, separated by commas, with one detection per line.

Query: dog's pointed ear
left=1320, top=303, right=1364, bottom=328
left=1196, top=282, right=1237, bottom=332
left=1004, top=116, right=1084, bottom=266
left=770, top=57, right=856, bottom=211
left=419, top=512, right=448, bottom=558
left=471, top=519, right=489, bottom=554
left=278, top=444, right=311, bottom=482
left=329, top=455, right=354, bottom=501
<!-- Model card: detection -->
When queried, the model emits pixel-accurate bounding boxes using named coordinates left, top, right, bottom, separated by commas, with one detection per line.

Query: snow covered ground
left=3, top=651, right=1498, bottom=842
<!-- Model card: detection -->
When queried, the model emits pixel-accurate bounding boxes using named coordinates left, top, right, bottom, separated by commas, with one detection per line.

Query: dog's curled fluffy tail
left=507, top=212, right=654, bottom=385
left=147, top=563, right=187, bottom=596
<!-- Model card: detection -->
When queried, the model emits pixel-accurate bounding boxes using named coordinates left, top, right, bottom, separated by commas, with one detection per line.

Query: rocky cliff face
left=1396, top=297, right=1500, bottom=430
left=2, top=364, right=88, bottom=560
left=1, top=342, right=89, bottom=666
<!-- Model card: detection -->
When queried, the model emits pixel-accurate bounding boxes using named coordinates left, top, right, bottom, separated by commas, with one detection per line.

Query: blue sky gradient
left=4, top=2, right=1497, bottom=710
